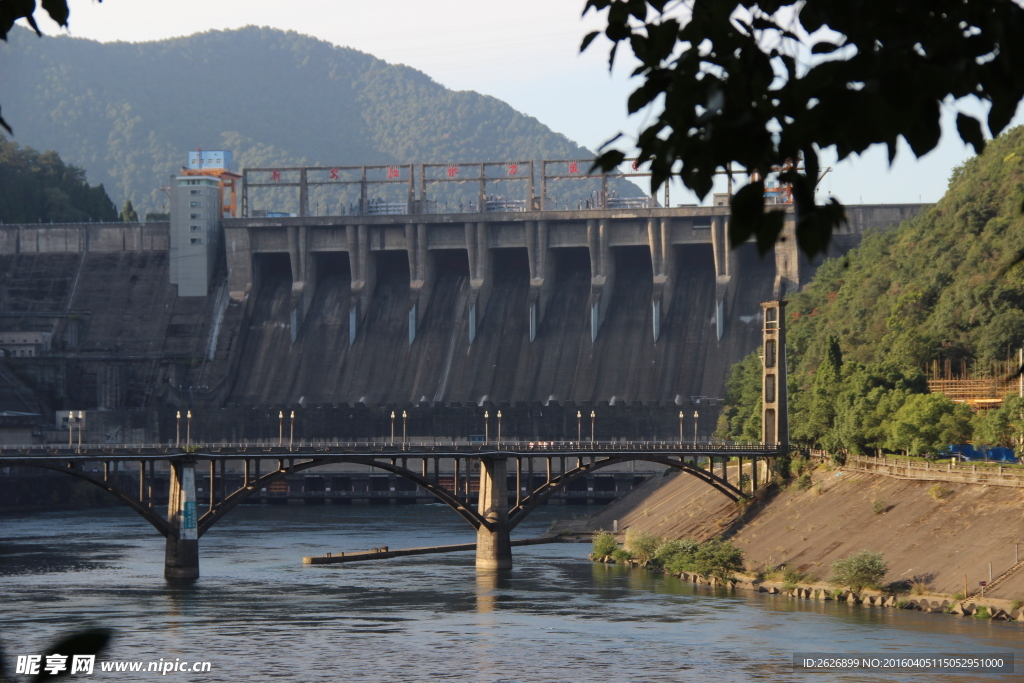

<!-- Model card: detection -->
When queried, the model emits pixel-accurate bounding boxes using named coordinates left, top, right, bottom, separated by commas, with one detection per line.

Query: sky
left=24, top=0, right=1024, bottom=206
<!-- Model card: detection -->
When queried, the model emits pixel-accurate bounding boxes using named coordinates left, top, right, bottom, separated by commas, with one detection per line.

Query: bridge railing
left=0, top=439, right=776, bottom=455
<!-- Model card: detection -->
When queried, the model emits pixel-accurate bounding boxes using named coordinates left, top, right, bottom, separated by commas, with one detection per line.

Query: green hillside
left=718, top=127, right=1024, bottom=456
left=0, top=26, right=636, bottom=215
left=0, top=138, right=117, bottom=223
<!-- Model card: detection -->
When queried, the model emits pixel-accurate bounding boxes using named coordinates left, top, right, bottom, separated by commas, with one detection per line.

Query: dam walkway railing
left=810, top=451, right=1024, bottom=489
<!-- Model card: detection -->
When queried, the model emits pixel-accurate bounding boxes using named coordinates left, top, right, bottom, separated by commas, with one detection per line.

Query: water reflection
left=474, top=570, right=502, bottom=615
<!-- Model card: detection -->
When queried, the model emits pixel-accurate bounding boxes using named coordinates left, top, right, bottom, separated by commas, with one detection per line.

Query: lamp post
left=497, top=410, right=502, bottom=445
left=590, top=410, right=595, bottom=444
left=577, top=411, right=581, bottom=444
left=402, top=410, right=407, bottom=448
left=679, top=411, right=684, bottom=445
left=278, top=411, right=284, bottom=446
left=68, top=411, right=73, bottom=447
left=484, top=410, right=489, bottom=445
left=186, top=410, right=192, bottom=447
left=77, top=411, right=83, bottom=451
left=176, top=410, right=181, bottom=448
left=693, top=410, right=699, bottom=445
left=289, top=410, right=295, bottom=449
left=391, top=411, right=396, bottom=445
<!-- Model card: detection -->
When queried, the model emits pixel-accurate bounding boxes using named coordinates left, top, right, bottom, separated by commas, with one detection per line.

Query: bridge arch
left=16, top=461, right=172, bottom=536
left=508, top=454, right=746, bottom=529
left=195, top=456, right=489, bottom=537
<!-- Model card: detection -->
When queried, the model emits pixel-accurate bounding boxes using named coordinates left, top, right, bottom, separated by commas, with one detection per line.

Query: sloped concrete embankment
left=576, top=463, right=1024, bottom=602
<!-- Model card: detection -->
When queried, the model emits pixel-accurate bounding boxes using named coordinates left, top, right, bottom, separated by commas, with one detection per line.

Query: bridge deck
left=0, top=440, right=779, bottom=461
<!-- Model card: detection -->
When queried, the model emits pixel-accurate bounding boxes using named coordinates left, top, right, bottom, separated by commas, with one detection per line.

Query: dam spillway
left=227, top=239, right=775, bottom=407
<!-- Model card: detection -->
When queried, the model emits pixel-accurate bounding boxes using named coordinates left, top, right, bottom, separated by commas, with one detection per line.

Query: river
left=1, top=504, right=1020, bottom=682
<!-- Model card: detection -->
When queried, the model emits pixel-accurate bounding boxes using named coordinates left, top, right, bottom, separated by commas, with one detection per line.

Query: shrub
left=872, top=499, right=888, bottom=514
left=952, top=592, right=965, bottom=601
left=610, top=548, right=633, bottom=563
left=624, top=530, right=661, bottom=565
left=795, top=473, right=812, bottom=490
left=689, top=538, right=745, bottom=583
left=656, top=539, right=700, bottom=573
left=895, top=598, right=911, bottom=609
left=928, top=484, right=953, bottom=500
left=829, top=551, right=888, bottom=592
left=909, top=580, right=931, bottom=596
left=592, top=531, right=618, bottom=558
left=782, top=567, right=811, bottom=591
left=1011, top=599, right=1024, bottom=612
left=974, top=606, right=990, bottom=619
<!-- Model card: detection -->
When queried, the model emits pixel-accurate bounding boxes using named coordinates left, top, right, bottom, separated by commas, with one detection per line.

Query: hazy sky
left=24, top=0, right=1024, bottom=205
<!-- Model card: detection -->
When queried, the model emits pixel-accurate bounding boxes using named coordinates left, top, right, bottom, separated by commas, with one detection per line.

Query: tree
left=829, top=550, right=887, bottom=592
left=971, top=395, right=1024, bottom=448
left=886, top=393, right=971, bottom=456
left=120, top=199, right=138, bottom=222
left=583, top=0, right=1024, bottom=257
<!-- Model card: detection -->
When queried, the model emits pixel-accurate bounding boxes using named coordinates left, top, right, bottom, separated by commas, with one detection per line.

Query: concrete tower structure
left=760, top=299, right=788, bottom=452
left=169, top=150, right=239, bottom=297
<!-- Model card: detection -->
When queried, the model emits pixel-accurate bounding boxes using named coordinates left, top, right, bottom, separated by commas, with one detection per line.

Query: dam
left=0, top=158, right=926, bottom=444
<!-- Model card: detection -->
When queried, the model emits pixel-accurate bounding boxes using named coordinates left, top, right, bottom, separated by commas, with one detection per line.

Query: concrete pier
left=476, top=456, right=512, bottom=570
left=164, top=459, right=199, bottom=580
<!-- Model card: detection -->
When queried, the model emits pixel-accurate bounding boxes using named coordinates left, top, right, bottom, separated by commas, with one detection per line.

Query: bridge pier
left=164, top=459, right=199, bottom=581
left=476, top=456, right=512, bottom=570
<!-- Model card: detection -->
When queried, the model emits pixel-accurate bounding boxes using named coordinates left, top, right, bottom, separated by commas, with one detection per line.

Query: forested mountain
left=0, top=26, right=637, bottom=216
left=0, top=138, right=117, bottom=223
left=718, top=127, right=1024, bottom=456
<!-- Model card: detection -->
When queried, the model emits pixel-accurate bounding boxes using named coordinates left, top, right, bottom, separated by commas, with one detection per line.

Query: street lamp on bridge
left=176, top=410, right=181, bottom=448
left=289, top=410, right=295, bottom=449
left=590, top=410, right=595, bottom=444
left=484, top=410, right=489, bottom=445
left=187, top=410, right=192, bottom=447
left=693, top=410, right=699, bottom=445
left=497, top=410, right=502, bottom=445
left=402, top=410, right=408, bottom=448
left=278, top=411, right=284, bottom=446
left=577, top=411, right=581, bottom=443
left=391, top=411, right=395, bottom=445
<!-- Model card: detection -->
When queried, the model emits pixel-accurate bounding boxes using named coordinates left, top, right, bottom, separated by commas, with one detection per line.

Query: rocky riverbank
left=591, top=553, right=1024, bottom=623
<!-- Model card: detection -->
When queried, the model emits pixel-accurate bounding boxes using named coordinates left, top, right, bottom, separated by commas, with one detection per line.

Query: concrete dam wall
left=227, top=241, right=775, bottom=409
left=0, top=203, right=927, bottom=442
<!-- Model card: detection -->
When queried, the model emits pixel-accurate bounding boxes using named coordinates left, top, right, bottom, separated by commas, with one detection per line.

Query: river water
left=1, top=504, right=1020, bottom=682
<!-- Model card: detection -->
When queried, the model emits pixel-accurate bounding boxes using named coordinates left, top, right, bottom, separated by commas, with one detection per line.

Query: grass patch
left=974, top=606, right=990, bottom=619
left=872, top=499, right=888, bottom=515
left=928, top=484, right=953, bottom=500
left=795, top=473, right=812, bottom=490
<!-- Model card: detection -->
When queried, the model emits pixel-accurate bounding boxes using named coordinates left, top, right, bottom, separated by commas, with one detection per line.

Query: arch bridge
left=0, top=441, right=779, bottom=580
